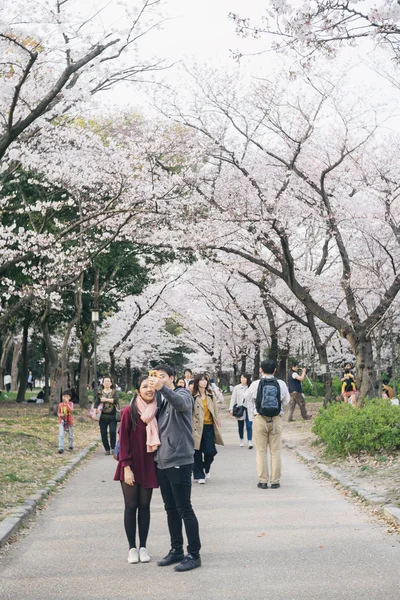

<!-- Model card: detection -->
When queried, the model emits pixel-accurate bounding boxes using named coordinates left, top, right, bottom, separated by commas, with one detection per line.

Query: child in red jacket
left=58, top=391, right=74, bottom=454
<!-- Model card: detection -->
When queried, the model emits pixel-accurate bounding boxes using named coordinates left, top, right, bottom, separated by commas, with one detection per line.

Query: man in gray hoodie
left=149, top=364, right=201, bottom=572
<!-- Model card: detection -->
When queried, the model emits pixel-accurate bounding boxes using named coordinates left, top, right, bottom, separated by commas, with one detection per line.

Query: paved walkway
left=1, top=413, right=399, bottom=600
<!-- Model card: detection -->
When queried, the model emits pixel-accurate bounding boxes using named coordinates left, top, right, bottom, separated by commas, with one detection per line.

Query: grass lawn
left=0, top=397, right=102, bottom=520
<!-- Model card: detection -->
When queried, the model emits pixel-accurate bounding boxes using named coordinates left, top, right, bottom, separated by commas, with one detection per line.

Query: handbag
left=89, top=402, right=103, bottom=421
left=232, top=404, right=246, bottom=419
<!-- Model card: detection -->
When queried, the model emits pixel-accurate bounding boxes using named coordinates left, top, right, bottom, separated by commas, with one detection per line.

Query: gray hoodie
left=154, top=385, right=194, bottom=469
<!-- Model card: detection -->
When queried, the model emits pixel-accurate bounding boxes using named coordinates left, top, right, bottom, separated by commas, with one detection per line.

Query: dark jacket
left=155, top=385, right=194, bottom=469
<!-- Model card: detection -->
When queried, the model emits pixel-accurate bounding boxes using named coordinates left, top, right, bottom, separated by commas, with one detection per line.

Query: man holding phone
left=148, top=364, right=201, bottom=572
left=287, top=362, right=312, bottom=421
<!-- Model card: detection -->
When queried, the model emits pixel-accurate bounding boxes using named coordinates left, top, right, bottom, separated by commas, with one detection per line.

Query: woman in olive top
left=95, top=376, right=120, bottom=455
left=192, top=374, right=224, bottom=484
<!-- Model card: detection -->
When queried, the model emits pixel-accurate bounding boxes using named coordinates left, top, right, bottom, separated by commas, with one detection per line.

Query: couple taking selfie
left=113, top=365, right=201, bottom=572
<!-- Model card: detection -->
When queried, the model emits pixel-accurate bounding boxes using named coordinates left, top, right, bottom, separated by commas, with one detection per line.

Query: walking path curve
left=1, top=414, right=399, bottom=600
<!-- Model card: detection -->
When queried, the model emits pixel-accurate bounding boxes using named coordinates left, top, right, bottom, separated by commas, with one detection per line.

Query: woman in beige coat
left=192, top=374, right=224, bottom=484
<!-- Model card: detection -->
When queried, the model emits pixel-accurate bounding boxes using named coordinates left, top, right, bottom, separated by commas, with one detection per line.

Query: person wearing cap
left=287, top=362, right=311, bottom=421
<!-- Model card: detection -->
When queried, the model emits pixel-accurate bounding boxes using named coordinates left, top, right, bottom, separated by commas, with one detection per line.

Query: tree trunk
left=43, top=338, right=50, bottom=403
left=253, top=342, right=260, bottom=381
left=11, top=339, right=21, bottom=391
left=0, top=331, right=13, bottom=389
left=233, top=361, right=238, bottom=384
left=240, top=351, right=247, bottom=375
left=110, top=349, right=117, bottom=382
left=16, top=315, right=30, bottom=402
left=353, top=329, right=375, bottom=402
left=125, top=357, right=131, bottom=392
left=374, top=326, right=383, bottom=399
left=306, top=312, right=334, bottom=407
left=79, top=340, right=90, bottom=408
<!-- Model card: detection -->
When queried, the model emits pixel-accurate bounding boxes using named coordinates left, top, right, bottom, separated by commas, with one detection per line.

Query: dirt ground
left=282, top=401, right=400, bottom=508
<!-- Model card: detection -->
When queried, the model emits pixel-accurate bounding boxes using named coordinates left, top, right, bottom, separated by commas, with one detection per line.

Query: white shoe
left=239, top=440, right=244, bottom=447
left=198, top=479, right=206, bottom=484
left=139, top=547, right=150, bottom=563
left=128, top=548, right=139, bottom=564
left=248, top=441, right=253, bottom=449
left=205, top=473, right=211, bottom=480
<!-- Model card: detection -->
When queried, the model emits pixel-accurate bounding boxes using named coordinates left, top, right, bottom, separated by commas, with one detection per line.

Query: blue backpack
left=256, top=378, right=281, bottom=417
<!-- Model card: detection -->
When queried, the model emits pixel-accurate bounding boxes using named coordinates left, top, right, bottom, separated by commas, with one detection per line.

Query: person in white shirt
left=244, top=359, right=290, bottom=489
left=229, top=374, right=253, bottom=448
left=4, top=374, right=12, bottom=393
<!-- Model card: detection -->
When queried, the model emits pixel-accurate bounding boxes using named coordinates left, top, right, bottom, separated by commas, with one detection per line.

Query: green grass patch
left=0, top=403, right=100, bottom=520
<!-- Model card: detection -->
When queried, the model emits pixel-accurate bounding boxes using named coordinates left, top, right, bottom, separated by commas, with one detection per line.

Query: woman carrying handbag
left=229, top=374, right=253, bottom=448
left=192, top=373, right=224, bottom=484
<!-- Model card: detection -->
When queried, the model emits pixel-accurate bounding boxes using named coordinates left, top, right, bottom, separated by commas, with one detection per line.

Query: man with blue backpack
left=244, top=359, right=290, bottom=490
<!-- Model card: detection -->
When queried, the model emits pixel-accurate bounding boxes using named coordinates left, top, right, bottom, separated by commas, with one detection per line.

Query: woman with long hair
left=229, top=374, right=253, bottom=448
left=94, top=375, right=119, bottom=455
left=192, top=373, right=224, bottom=484
left=114, top=376, right=159, bottom=564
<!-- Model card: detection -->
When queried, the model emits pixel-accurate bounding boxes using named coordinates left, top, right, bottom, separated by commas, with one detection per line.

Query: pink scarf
left=136, top=396, right=160, bottom=453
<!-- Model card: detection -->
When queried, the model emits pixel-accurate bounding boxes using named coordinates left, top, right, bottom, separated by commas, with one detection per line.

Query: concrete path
left=1, top=414, right=399, bottom=600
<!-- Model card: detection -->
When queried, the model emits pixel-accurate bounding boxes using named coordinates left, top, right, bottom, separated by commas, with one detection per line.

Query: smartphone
left=148, top=370, right=158, bottom=377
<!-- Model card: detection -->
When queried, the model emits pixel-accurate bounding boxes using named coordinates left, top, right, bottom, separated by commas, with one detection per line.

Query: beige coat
left=192, top=391, right=224, bottom=450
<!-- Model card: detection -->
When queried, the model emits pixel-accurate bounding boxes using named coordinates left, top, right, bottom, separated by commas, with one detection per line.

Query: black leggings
left=120, top=482, right=153, bottom=549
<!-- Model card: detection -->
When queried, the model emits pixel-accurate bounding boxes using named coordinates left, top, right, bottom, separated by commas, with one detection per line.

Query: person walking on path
left=229, top=374, right=253, bottom=448
left=95, top=375, right=120, bottom=455
left=245, top=359, right=290, bottom=489
left=114, top=376, right=160, bottom=565
left=57, top=390, right=74, bottom=454
left=192, top=373, right=224, bottom=483
left=149, top=364, right=201, bottom=573
left=287, top=362, right=311, bottom=421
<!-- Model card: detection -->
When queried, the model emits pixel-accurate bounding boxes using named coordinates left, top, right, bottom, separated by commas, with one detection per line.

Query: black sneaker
left=157, top=549, right=184, bottom=567
left=174, top=554, right=201, bottom=572
left=58, top=449, right=64, bottom=454
left=271, top=483, right=280, bottom=489
left=257, top=482, right=268, bottom=489
left=68, top=447, right=73, bottom=451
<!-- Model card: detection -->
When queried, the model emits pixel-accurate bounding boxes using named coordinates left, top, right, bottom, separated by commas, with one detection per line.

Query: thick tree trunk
left=233, top=361, right=238, bottom=384
left=79, top=341, right=90, bottom=408
left=374, top=326, right=383, bottom=399
left=353, top=329, right=375, bottom=402
left=16, top=316, right=30, bottom=402
left=11, top=340, right=21, bottom=391
left=306, top=312, right=334, bottom=408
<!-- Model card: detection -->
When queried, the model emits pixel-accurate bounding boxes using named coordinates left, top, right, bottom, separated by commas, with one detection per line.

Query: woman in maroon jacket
left=114, top=376, right=160, bottom=564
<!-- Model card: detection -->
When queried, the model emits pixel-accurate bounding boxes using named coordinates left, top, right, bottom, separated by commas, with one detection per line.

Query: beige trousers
left=253, top=414, right=282, bottom=485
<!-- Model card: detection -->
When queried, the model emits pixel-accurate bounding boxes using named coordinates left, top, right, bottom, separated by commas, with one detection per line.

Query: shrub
left=312, top=399, right=400, bottom=456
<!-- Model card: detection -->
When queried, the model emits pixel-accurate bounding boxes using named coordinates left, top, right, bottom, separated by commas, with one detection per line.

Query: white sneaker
left=239, top=440, right=244, bottom=447
left=248, top=441, right=253, bottom=449
left=205, top=473, right=211, bottom=480
left=198, top=479, right=206, bottom=484
left=139, top=547, right=150, bottom=563
left=128, top=548, right=139, bottom=564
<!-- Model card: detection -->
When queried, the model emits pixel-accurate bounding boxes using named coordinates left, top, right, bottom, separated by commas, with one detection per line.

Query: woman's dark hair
left=192, top=373, right=211, bottom=397
left=241, top=373, right=252, bottom=386
left=102, top=375, right=114, bottom=388
left=175, top=377, right=185, bottom=387
left=129, top=375, right=151, bottom=430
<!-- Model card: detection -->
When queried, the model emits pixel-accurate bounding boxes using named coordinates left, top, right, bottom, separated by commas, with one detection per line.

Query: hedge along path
left=0, top=402, right=101, bottom=520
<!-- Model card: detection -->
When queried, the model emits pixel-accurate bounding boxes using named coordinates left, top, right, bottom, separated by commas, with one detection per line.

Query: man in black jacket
left=149, top=364, right=201, bottom=572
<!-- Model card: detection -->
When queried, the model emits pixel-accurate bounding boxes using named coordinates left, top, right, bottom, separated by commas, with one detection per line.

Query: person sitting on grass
left=58, top=390, right=74, bottom=454
left=341, top=370, right=357, bottom=405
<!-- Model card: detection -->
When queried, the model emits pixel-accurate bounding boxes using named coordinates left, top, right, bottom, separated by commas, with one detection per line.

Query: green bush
left=302, top=378, right=324, bottom=397
left=312, top=399, right=400, bottom=456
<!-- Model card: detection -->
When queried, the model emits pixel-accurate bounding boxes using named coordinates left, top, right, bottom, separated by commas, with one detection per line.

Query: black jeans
left=99, top=418, right=117, bottom=451
left=193, top=424, right=217, bottom=480
left=157, top=464, right=201, bottom=557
